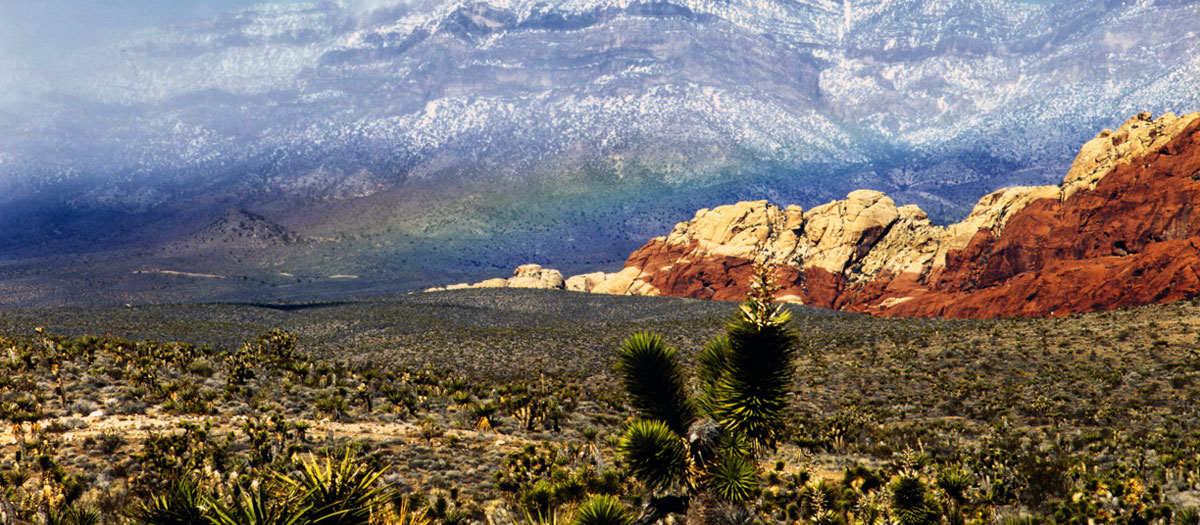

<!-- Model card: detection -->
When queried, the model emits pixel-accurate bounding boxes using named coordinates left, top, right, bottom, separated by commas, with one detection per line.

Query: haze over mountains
left=1, top=0, right=1198, bottom=306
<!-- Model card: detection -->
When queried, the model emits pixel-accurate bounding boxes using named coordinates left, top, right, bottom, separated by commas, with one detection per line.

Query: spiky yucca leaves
left=705, top=303, right=801, bottom=450
left=387, top=495, right=432, bottom=525
left=209, top=484, right=307, bottom=525
left=695, top=336, right=730, bottom=417
left=936, top=467, right=973, bottom=510
left=522, top=505, right=573, bottom=525
left=809, top=509, right=843, bottom=525
left=277, top=453, right=393, bottom=525
left=708, top=454, right=758, bottom=503
left=716, top=429, right=752, bottom=460
left=618, top=420, right=689, bottom=492
left=1178, top=506, right=1200, bottom=525
left=46, top=505, right=101, bottom=525
left=888, top=475, right=941, bottom=525
left=614, top=261, right=798, bottom=517
left=707, top=503, right=756, bottom=525
left=615, top=333, right=695, bottom=436
left=571, top=495, right=633, bottom=525
left=126, top=476, right=207, bottom=525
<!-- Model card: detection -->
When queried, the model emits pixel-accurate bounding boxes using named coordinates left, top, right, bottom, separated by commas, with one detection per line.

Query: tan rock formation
left=426, top=263, right=565, bottom=292
left=1062, top=112, right=1200, bottom=199
left=565, top=272, right=608, bottom=292
left=508, top=264, right=565, bottom=289
left=576, top=111, right=1200, bottom=318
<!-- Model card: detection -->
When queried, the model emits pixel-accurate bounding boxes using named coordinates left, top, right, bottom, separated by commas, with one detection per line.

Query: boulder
left=565, top=272, right=608, bottom=292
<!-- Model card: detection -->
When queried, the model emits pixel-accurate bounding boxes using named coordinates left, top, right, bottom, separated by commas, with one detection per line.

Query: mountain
left=0, top=0, right=1198, bottom=306
left=568, top=111, right=1200, bottom=317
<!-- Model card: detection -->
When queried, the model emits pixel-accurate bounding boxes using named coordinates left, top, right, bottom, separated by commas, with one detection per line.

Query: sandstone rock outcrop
left=426, top=264, right=565, bottom=292
left=573, top=112, right=1200, bottom=318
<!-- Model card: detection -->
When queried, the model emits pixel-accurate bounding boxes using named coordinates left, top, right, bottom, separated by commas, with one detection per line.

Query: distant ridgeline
left=442, top=112, right=1200, bottom=318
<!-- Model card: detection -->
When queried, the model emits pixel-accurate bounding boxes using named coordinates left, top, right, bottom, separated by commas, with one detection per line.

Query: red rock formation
left=577, top=112, right=1200, bottom=318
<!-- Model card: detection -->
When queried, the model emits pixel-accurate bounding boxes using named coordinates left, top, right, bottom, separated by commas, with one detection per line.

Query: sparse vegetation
left=0, top=288, right=1198, bottom=522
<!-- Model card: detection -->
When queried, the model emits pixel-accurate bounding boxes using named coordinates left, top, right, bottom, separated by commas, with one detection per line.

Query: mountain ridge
left=460, top=111, right=1200, bottom=317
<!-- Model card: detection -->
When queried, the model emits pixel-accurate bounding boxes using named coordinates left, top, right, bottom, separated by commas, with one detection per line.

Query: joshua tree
left=615, top=260, right=798, bottom=524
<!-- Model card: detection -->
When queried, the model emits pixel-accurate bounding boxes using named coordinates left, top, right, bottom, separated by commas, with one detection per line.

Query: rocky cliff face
left=574, top=112, right=1200, bottom=318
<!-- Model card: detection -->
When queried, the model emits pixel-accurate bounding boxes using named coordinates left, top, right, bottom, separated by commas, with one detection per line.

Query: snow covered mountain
left=0, top=0, right=1197, bottom=302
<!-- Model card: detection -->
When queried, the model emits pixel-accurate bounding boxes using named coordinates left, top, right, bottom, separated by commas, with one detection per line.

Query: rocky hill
left=165, top=209, right=297, bottom=253
left=568, top=111, right=1200, bottom=317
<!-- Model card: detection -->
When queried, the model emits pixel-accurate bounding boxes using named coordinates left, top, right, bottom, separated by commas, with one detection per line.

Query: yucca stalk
left=618, top=420, right=689, bottom=492
left=615, top=333, right=695, bottom=436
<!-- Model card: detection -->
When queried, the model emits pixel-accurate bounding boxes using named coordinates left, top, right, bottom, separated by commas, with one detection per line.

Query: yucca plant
left=1177, top=506, right=1200, bottom=525
left=386, top=495, right=432, bottom=525
left=702, top=265, right=797, bottom=452
left=571, top=495, right=633, bottom=525
left=46, top=505, right=101, bottom=525
left=809, top=509, right=843, bottom=525
left=126, top=476, right=208, bottom=525
left=888, top=474, right=941, bottom=525
left=705, top=503, right=756, bottom=525
left=208, top=484, right=308, bottom=525
left=935, top=467, right=972, bottom=506
left=694, top=337, right=730, bottom=417
left=277, top=453, right=394, bottom=525
left=617, top=420, right=688, bottom=492
left=936, top=466, right=972, bottom=525
left=471, top=401, right=498, bottom=431
left=613, top=260, right=798, bottom=520
left=615, top=332, right=695, bottom=436
left=522, top=505, right=574, bottom=525
left=708, top=454, right=758, bottom=503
